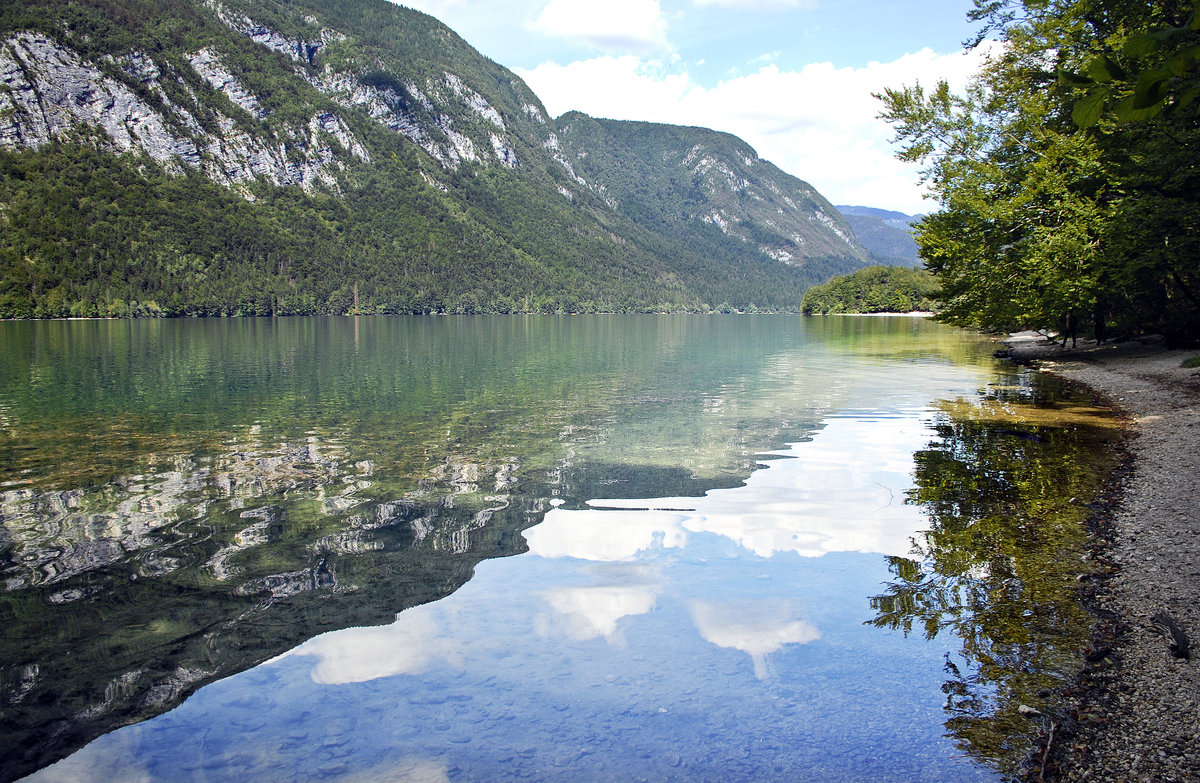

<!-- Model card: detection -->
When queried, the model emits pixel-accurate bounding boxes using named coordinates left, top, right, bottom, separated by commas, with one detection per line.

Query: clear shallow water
left=0, top=316, right=1117, bottom=782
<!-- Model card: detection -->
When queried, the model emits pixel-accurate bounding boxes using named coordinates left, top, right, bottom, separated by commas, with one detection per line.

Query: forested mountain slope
left=553, top=114, right=869, bottom=289
left=0, top=0, right=869, bottom=317
left=835, top=206, right=921, bottom=266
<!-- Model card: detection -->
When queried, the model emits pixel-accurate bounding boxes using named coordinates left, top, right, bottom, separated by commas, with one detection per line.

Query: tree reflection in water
left=869, top=369, right=1121, bottom=774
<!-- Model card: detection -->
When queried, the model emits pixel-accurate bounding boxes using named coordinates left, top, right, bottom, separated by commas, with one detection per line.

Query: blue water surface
left=29, top=413, right=999, bottom=783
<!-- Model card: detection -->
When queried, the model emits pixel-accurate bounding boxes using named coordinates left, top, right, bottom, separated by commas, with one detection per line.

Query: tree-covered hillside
left=879, top=0, right=1200, bottom=344
left=801, top=265, right=938, bottom=314
left=0, top=0, right=869, bottom=318
left=555, top=113, right=869, bottom=286
left=836, top=206, right=921, bottom=266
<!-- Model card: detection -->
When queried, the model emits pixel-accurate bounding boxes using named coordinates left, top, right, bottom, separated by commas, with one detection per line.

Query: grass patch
left=1182, top=355, right=1200, bottom=369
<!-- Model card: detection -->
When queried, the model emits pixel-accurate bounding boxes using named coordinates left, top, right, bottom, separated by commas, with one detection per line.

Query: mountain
left=835, top=205, right=922, bottom=267
left=556, top=115, right=869, bottom=291
left=0, top=0, right=870, bottom=318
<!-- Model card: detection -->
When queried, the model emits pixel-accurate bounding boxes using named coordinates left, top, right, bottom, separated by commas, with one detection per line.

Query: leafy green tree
left=1064, top=10, right=1200, bottom=127
left=878, top=0, right=1200, bottom=343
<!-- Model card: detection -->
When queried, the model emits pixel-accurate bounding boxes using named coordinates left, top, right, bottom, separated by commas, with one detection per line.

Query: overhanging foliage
left=878, top=0, right=1200, bottom=343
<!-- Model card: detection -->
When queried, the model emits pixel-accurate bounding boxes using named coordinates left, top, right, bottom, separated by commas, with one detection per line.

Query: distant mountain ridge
left=554, top=115, right=870, bottom=289
left=836, top=205, right=922, bottom=267
left=0, top=0, right=870, bottom=317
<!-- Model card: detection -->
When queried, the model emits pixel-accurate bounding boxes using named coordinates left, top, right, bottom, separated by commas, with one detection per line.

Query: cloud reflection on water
left=289, top=413, right=935, bottom=687
left=523, top=509, right=690, bottom=561
left=335, top=758, right=451, bottom=783
left=527, top=414, right=932, bottom=561
left=537, top=563, right=663, bottom=642
left=690, top=599, right=821, bottom=680
left=295, top=604, right=463, bottom=684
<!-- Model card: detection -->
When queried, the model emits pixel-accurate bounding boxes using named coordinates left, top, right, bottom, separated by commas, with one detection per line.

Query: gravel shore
left=1001, top=333, right=1200, bottom=782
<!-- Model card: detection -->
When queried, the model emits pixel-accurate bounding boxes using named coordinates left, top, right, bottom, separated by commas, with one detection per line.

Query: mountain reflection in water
left=0, top=316, right=1117, bottom=782
left=102, top=409, right=991, bottom=783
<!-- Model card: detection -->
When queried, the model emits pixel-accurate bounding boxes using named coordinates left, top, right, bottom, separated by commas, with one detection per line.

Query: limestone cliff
left=0, top=0, right=870, bottom=317
left=553, top=113, right=867, bottom=272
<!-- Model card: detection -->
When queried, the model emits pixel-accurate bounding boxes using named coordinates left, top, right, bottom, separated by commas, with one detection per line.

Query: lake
left=0, top=315, right=1120, bottom=782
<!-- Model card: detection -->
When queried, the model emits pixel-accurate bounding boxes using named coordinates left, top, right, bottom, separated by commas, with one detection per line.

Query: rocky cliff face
left=1, top=32, right=201, bottom=165
left=0, top=0, right=869, bottom=316
left=553, top=113, right=868, bottom=271
left=0, top=30, right=373, bottom=191
left=207, top=0, right=524, bottom=171
left=0, top=5, right=528, bottom=190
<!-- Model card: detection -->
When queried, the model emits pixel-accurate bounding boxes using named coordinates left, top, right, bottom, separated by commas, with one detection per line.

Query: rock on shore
left=1003, top=333, right=1200, bottom=782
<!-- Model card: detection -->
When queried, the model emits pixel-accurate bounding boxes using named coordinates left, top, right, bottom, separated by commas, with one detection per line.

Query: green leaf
left=1113, top=95, right=1161, bottom=122
left=1085, top=56, right=1127, bottom=83
left=1131, top=71, right=1171, bottom=110
left=1178, top=85, right=1200, bottom=109
left=1164, top=54, right=1189, bottom=77
left=1122, top=34, right=1159, bottom=58
left=1072, top=87, right=1110, bottom=127
left=1148, top=26, right=1190, bottom=48
left=1167, top=46, right=1200, bottom=77
left=1057, top=69, right=1094, bottom=86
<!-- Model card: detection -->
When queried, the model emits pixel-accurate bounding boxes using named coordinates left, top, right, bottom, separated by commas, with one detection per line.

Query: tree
left=877, top=0, right=1200, bottom=343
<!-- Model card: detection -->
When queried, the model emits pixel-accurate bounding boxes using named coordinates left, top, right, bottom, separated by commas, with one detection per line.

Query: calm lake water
left=0, top=316, right=1119, bottom=782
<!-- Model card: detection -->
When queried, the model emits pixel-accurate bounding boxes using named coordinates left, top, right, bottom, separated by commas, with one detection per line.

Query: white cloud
left=530, top=0, right=671, bottom=54
left=518, top=44, right=994, bottom=214
left=518, top=55, right=698, bottom=125
left=748, top=50, right=781, bottom=65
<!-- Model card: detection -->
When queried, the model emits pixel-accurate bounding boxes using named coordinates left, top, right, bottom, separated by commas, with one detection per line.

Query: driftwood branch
left=1041, top=720, right=1056, bottom=777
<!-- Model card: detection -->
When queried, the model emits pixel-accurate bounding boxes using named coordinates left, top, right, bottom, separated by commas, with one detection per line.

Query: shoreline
left=822, top=311, right=934, bottom=317
left=1001, top=332, right=1200, bottom=781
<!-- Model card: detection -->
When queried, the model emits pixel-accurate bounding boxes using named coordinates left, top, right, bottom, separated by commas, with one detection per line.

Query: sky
left=390, top=0, right=995, bottom=215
